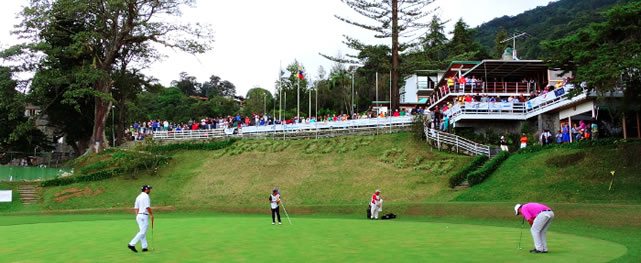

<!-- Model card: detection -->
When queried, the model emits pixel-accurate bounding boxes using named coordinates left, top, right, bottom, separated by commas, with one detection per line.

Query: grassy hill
left=456, top=141, right=641, bottom=203
left=34, top=133, right=471, bottom=211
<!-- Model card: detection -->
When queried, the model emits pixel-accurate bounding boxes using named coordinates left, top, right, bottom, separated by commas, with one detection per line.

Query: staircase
left=424, top=128, right=497, bottom=157
left=17, top=184, right=40, bottom=205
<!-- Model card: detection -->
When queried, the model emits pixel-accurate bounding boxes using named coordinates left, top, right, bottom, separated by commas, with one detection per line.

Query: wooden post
left=637, top=111, right=641, bottom=139
left=437, top=132, right=441, bottom=150
left=622, top=114, right=627, bottom=139
left=455, top=137, right=459, bottom=153
left=568, top=117, right=573, bottom=143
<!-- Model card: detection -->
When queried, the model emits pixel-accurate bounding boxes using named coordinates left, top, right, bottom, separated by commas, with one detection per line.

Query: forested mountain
left=473, top=0, right=634, bottom=59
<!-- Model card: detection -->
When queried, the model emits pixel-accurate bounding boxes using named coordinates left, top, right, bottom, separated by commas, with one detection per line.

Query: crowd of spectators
left=127, top=108, right=423, bottom=141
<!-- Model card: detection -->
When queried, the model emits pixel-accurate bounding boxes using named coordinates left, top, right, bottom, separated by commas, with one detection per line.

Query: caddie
left=370, top=189, right=383, bottom=220
left=269, top=189, right=282, bottom=225
left=515, top=203, right=555, bottom=253
left=128, top=185, right=154, bottom=253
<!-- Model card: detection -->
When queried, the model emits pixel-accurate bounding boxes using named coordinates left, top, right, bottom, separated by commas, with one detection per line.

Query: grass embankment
left=456, top=141, right=641, bottom=203
left=37, top=133, right=470, bottom=211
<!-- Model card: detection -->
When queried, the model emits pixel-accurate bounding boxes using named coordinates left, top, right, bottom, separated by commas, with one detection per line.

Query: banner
left=0, top=190, right=12, bottom=202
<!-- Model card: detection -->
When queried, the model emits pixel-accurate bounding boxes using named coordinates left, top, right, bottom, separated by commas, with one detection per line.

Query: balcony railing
left=428, top=82, right=539, bottom=109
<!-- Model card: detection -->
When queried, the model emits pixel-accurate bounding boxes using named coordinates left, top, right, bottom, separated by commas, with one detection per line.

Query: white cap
left=514, top=204, right=522, bottom=216
left=375, top=189, right=381, bottom=193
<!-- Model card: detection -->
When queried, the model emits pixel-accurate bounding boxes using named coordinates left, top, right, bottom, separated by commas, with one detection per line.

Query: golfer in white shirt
left=128, top=185, right=153, bottom=253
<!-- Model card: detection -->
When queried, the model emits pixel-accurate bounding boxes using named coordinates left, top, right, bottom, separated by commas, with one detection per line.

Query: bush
left=467, top=151, right=510, bottom=186
left=448, top=155, right=489, bottom=188
left=145, top=139, right=237, bottom=153
left=516, top=138, right=627, bottom=155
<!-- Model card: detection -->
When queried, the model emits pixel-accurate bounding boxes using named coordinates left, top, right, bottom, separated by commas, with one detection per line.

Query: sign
left=0, top=190, right=12, bottom=202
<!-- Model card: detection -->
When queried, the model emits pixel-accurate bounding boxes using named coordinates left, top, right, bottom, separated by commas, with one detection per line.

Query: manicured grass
left=0, top=213, right=628, bottom=262
left=37, top=133, right=471, bottom=210
left=456, top=142, right=641, bottom=203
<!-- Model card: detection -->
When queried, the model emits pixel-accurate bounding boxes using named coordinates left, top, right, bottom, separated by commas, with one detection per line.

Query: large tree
left=10, top=0, right=213, bottom=153
left=544, top=1, right=641, bottom=116
left=244, top=87, right=273, bottom=116
left=330, top=0, right=436, bottom=110
left=201, top=74, right=236, bottom=98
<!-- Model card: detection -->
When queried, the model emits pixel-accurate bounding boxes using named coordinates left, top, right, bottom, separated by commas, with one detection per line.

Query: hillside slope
left=474, top=0, right=633, bottom=59
left=456, top=142, right=641, bottom=203
left=37, top=133, right=471, bottom=211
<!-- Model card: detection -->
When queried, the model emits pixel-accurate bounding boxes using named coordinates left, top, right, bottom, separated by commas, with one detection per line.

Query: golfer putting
left=515, top=203, right=555, bottom=254
left=128, top=185, right=154, bottom=253
left=370, top=189, right=383, bottom=220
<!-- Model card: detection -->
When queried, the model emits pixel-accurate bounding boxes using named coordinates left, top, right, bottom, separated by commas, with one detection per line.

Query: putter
left=518, top=217, right=524, bottom=250
left=280, top=201, right=293, bottom=225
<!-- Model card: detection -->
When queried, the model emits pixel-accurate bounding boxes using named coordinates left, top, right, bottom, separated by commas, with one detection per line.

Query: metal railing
left=152, top=116, right=415, bottom=141
left=443, top=86, right=589, bottom=123
left=424, top=127, right=494, bottom=157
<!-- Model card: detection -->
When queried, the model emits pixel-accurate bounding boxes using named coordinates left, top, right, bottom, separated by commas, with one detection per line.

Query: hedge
left=145, top=139, right=237, bottom=153
left=41, top=168, right=123, bottom=187
left=516, top=138, right=630, bottom=155
left=467, top=151, right=511, bottom=186
left=448, top=155, right=489, bottom=188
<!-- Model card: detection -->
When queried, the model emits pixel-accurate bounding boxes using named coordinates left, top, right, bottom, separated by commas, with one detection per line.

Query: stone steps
left=17, top=184, right=40, bottom=204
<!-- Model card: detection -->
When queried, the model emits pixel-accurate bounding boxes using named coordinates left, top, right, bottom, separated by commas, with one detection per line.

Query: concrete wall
left=401, top=75, right=418, bottom=103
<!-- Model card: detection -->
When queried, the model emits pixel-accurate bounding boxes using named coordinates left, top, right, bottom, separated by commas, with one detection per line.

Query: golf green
left=0, top=214, right=626, bottom=262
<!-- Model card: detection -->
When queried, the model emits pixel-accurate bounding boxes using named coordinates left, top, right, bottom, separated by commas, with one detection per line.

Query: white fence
left=443, top=85, right=589, bottom=123
left=424, top=127, right=494, bottom=157
left=152, top=116, right=415, bottom=141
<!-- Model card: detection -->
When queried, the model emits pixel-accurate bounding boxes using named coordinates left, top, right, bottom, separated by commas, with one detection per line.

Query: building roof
left=436, top=61, right=481, bottom=86
left=463, top=60, right=548, bottom=79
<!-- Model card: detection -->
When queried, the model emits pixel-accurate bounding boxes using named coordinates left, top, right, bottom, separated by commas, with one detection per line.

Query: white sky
left=0, top=0, right=554, bottom=96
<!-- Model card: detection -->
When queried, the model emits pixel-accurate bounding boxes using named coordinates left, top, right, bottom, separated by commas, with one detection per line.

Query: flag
left=297, top=64, right=304, bottom=80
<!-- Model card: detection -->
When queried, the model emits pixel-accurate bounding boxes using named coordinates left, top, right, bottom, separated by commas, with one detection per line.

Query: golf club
left=518, top=217, right=524, bottom=250
left=280, top=200, right=293, bottom=225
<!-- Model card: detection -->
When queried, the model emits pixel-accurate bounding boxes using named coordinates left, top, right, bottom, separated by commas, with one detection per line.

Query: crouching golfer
left=269, top=189, right=282, bottom=225
left=515, top=203, right=554, bottom=253
left=128, top=185, right=154, bottom=253
left=370, top=189, right=383, bottom=219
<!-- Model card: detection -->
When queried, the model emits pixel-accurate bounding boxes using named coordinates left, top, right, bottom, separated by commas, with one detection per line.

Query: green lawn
left=0, top=213, right=629, bottom=262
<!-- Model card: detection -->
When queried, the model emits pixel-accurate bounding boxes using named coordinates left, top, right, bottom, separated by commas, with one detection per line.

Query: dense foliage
left=448, top=155, right=489, bottom=188
left=467, top=151, right=510, bottom=186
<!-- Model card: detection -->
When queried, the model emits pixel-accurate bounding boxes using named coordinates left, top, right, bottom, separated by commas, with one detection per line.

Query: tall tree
left=448, top=18, right=487, bottom=61
left=9, top=0, right=213, bottom=153
left=244, top=87, right=273, bottom=115
left=544, top=1, right=641, bottom=117
left=201, top=74, right=236, bottom=98
left=171, top=72, right=202, bottom=96
left=0, top=67, right=49, bottom=154
left=421, top=15, right=447, bottom=54
left=331, top=0, right=436, bottom=110
left=494, top=27, right=509, bottom=59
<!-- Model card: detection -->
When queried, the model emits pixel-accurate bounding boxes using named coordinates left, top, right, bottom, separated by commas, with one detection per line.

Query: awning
left=418, top=98, right=428, bottom=104
left=463, top=60, right=548, bottom=79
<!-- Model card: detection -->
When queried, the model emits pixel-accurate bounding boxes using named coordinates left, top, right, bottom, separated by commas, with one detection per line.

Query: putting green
left=0, top=214, right=626, bottom=262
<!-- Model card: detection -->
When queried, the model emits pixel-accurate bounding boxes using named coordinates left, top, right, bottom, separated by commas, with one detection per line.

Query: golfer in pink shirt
left=515, top=203, right=555, bottom=253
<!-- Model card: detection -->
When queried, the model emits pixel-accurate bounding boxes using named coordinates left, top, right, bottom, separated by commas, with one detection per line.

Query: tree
left=171, top=72, right=202, bottom=96
left=494, top=27, right=509, bottom=59
left=330, top=0, right=436, bottom=110
left=9, top=0, right=213, bottom=153
left=0, top=67, right=49, bottom=154
left=244, top=87, right=273, bottom=115
left=448, top=18, right=487, bottom=61
left=201, top=74, right=236, bottom=98
left=544, top=1, right=641, bottom=116
left=421, top=15, right=448, bottom=61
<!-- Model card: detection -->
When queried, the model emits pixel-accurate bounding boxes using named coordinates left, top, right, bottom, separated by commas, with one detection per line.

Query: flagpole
left=297, top=72, right=300, bottom=121
left=279, top=61, right=282, bottom=122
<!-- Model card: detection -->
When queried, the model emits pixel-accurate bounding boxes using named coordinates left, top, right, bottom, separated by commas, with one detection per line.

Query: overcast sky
left=0, top=0, right=554, bottom=96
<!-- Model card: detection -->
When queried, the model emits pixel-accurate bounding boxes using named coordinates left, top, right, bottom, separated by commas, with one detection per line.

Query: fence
left=152, top=116, right=415, bottom=141
left=424, top=127, right=495, bottom=157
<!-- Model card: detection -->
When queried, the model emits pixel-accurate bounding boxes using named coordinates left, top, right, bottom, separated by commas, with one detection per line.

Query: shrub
left=145, top=139, right=237, bottom=153
left=516, top=138, right=626, bottom=155
left=467, top=151, right=510, bottom=186
left=448, top=155, right=489, bottom=188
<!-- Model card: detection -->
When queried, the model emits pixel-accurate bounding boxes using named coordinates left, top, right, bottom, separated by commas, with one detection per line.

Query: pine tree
left=330, top=0, right=436, bottom=110
left=494, top=27, right=509, bottom=59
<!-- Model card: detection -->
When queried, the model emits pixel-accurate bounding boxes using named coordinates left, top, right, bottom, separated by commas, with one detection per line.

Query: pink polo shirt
left=521, top=203, right=552, bottom=222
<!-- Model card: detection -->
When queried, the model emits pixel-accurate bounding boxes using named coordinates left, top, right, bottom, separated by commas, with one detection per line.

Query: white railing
left=444, top=85, right=589, bottom=123
left=152, top=116, right=415, bottom=141
left=424, top=127, right=494, bottom=157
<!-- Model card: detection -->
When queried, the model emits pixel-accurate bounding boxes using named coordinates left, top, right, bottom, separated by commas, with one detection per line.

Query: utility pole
left=500, top=32, right=528, bottom=60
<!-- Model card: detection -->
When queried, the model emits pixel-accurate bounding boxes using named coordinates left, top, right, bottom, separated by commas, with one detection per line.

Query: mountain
left=473, top=0, right=634, bottom=59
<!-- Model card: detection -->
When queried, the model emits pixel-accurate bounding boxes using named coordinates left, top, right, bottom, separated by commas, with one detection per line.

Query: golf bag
left=381, top=213, right=397, bottom=220
left=366, top=204, right=372, bottom=219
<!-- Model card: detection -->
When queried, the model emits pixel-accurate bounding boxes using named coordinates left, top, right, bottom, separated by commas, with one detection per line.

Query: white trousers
left=531, top=211, right=554, bottom=251
left=370, top=204, right=379, bottom=219
left=129, top=214, right=149, bottom=248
